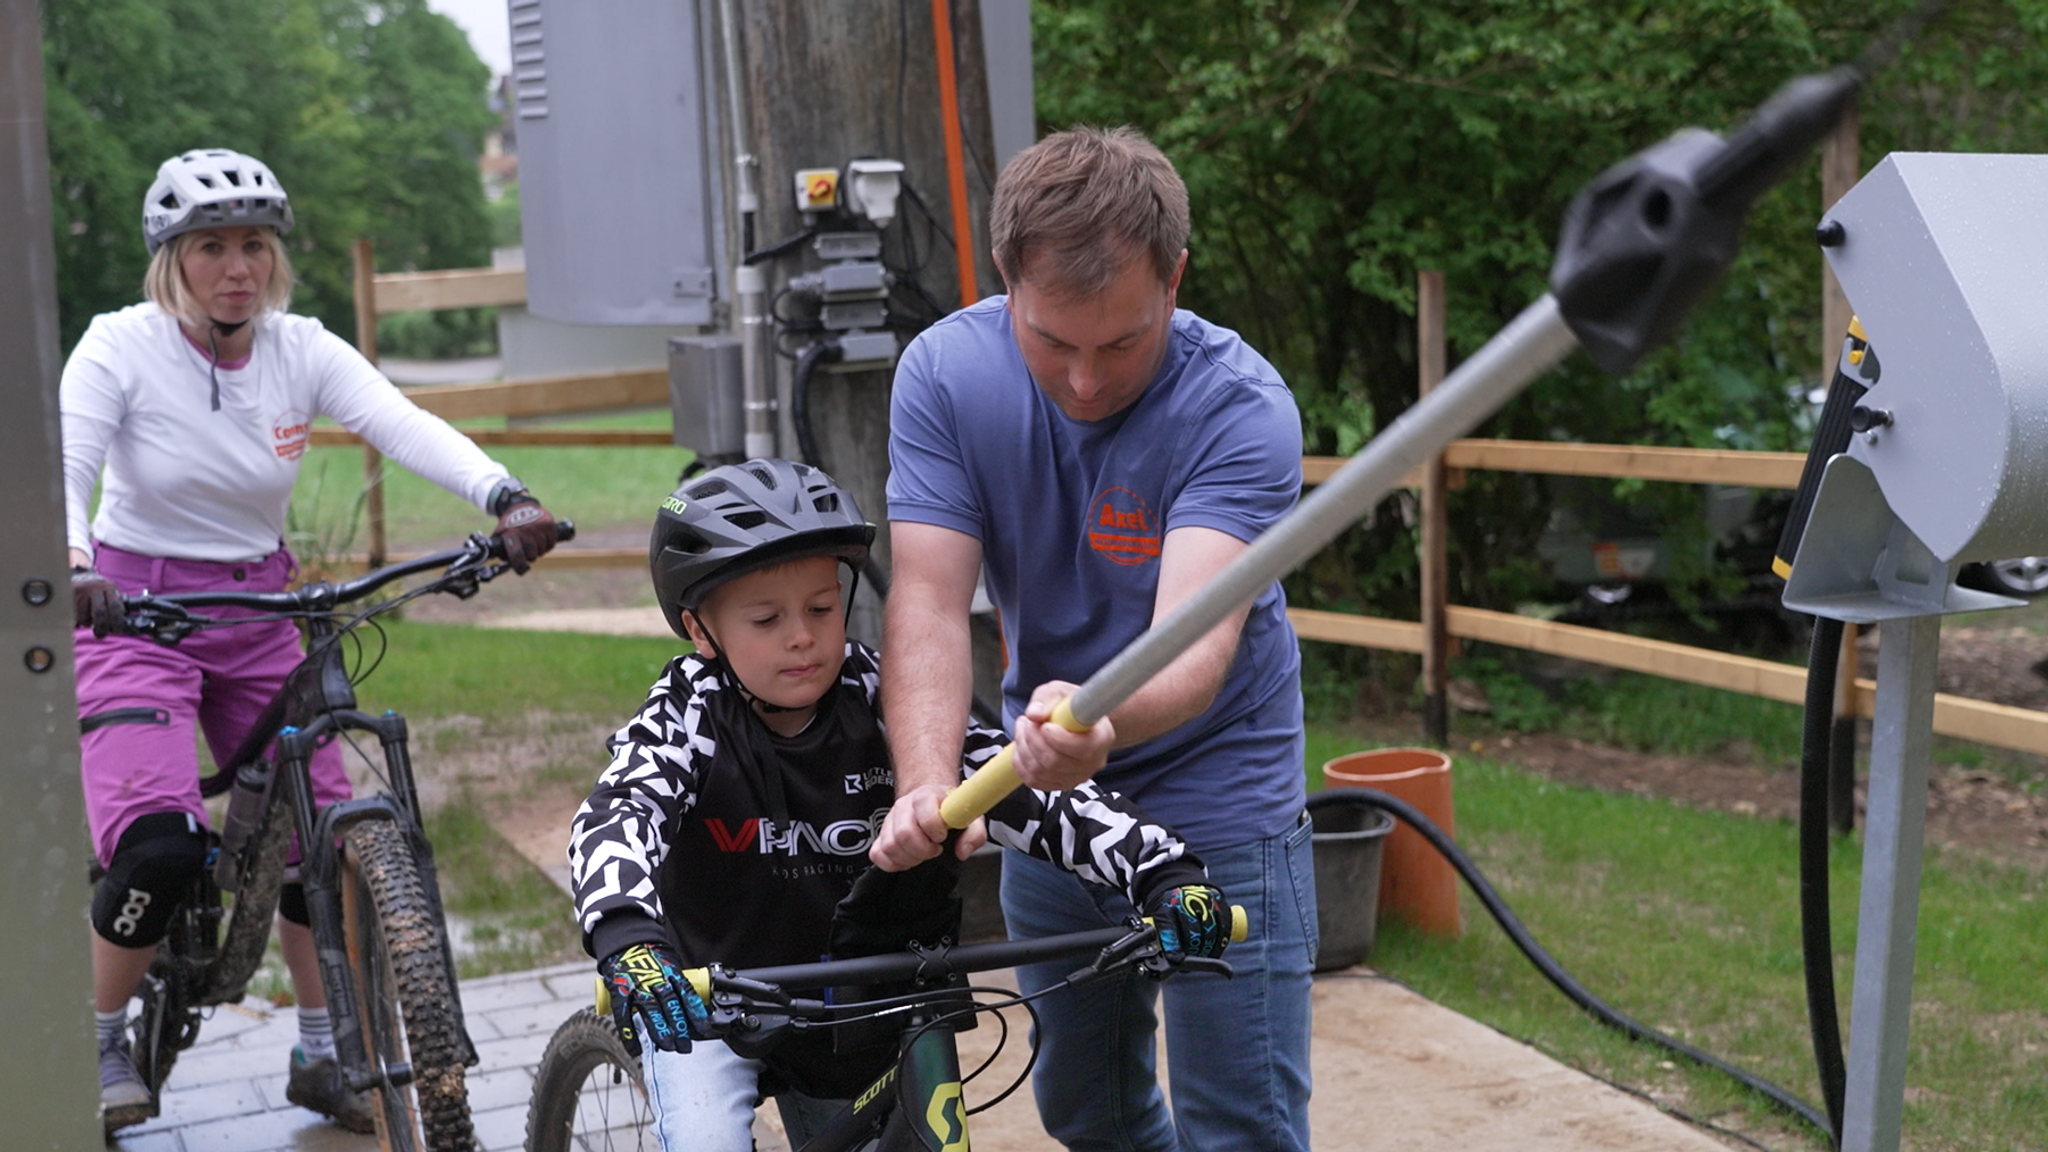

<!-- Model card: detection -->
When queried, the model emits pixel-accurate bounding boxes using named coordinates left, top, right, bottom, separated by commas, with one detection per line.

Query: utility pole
left=719, top=2, right=1004, bottom=664
left=0, top=0, right=105, bottom=1142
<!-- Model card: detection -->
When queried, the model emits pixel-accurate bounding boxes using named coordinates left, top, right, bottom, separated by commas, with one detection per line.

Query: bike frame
left=127, top=541, right=515, bottom=1101
left=699, top=924, right=1148, bottom=1152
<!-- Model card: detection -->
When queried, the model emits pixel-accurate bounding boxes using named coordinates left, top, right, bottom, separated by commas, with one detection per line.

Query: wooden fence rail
left=351, top=258, right=2048, bottom=761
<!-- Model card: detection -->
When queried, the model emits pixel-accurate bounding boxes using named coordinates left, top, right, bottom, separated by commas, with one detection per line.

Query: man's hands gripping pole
left=870, top=681, right=1112, bottom=872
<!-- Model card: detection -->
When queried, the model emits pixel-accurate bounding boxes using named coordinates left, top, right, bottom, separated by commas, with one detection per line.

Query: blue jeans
left=642, top=1035, right=857, bottom=1152
left=1002, top=814, right=1318, bottom=1151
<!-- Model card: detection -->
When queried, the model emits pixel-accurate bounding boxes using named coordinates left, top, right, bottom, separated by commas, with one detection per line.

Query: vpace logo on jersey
left=703, top=808, right=892, bottom=856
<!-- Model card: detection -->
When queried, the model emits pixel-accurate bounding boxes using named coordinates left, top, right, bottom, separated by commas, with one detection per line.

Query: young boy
left=568, top=459, right=1228, bottom=1152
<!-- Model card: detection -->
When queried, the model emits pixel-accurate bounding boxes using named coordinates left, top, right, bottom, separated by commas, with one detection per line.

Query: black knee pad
left=92, top=813, right=208, bottom=948
left=278, top=880, right=310, bottom=927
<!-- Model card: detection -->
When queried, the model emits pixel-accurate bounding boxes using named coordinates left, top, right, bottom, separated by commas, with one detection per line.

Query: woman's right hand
left=72, top=567, right=124, bottom=638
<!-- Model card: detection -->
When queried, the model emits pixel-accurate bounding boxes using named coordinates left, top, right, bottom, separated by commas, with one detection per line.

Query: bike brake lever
left=1065, top=921, right=1158, bottom=985
left=1174, top=956, right=1235, bottom=979
left=711, top=971, right=794, bottom=1008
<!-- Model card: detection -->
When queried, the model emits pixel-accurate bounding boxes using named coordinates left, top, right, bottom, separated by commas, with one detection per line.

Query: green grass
left=1316, top=735, right=2048, bottom=1151
left=292, top=410, right=689, bottom=551
left=426, top=791, right=584, bottom=979
left=1460, top=654, right=1810, bottom=768
left=348, top=619, right=682, bottom=725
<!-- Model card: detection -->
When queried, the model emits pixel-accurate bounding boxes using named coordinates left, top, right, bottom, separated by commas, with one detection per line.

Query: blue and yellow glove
left=597, top=941, right=715, bottom=1056
left=1146, top=884, right=1229, bottom=970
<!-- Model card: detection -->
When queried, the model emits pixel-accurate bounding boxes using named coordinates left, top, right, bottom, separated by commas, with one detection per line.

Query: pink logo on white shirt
left=273, top=410, right=310, bottom=461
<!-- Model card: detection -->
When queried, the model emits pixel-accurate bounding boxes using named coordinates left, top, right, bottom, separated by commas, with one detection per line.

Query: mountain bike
left=106, top=524, right=572, bottom=1152
left=523, top=902, right=1244, bottom=1152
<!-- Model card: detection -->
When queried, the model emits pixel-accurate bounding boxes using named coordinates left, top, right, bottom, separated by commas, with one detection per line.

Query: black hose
left=790, top=343, right=1001, bottom=729
left=1309, top=788, right=1834, bottom=1140
left=791, top=340, right=842, bottom=475
left=1800, top=617, right=1850, bottom=1143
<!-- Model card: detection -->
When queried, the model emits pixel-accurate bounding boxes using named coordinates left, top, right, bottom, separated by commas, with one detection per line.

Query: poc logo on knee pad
left=112, top=888, right=153, bottom=938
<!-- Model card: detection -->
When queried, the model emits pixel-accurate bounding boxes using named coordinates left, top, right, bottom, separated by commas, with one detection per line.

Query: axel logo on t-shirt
left=1086, top=486, right=1160, bottom=567
left=272, top=409, right=310, bottom=461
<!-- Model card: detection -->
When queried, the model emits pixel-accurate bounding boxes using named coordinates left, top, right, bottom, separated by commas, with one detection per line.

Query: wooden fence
left=348, top=252, right=2048, bottom=760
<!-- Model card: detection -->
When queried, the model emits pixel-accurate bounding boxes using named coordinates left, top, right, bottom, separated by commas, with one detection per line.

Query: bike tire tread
left=344, top=818, right=478, bottom=1152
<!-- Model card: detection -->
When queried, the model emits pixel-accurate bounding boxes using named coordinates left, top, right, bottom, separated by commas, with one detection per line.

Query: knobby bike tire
left=343, top=818, right=477, bottom=1152
left=525, top=1008, right=655, bottom=1152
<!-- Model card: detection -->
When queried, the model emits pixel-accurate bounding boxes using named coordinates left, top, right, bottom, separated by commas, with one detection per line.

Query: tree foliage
left=1034, top=0, right=2048, bottom=641
left=40, top=0, right=496, bottom=349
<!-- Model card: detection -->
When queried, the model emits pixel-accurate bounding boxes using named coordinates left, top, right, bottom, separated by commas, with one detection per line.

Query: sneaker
left=284, top=1047, right=378, bottom=1134
left=99, top=1031, right=155, bottom=1134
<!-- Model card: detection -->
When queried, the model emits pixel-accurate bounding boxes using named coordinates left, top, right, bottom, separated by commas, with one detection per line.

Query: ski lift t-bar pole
left=940, top=45, right=1919, bottom=828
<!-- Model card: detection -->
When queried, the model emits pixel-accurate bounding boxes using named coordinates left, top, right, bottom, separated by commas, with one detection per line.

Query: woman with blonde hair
left=63, top=148, right=560, bottom=1134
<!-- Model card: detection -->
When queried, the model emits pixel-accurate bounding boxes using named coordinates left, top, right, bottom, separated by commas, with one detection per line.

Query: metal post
left=0, top=0, right=106, bottom=1140
left=1840, top=613, right=1940, bottom=1152
left=353, top=238, right=388, bottom=570
left=1417, top=270, right=1451, bottom=746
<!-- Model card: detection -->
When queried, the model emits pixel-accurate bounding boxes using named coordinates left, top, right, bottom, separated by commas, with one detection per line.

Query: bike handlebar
left=119, top=521, right=575, bottom=629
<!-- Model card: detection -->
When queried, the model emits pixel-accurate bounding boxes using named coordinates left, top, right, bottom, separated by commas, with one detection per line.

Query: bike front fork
left=277, top=713, right=478, bottom=1095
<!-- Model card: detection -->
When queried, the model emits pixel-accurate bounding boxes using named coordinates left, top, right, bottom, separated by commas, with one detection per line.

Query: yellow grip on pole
left=937, top=697, right=1089, bottom=828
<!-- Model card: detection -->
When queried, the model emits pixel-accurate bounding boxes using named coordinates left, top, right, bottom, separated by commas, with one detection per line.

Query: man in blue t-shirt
left=874, top=125, right=1314, bottom=1152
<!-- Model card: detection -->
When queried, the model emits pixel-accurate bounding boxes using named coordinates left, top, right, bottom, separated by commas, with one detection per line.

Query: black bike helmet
left=650, top=459, right=875, bottom=641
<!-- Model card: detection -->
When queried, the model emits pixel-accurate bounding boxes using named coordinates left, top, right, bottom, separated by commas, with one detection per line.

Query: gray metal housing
left=511, top=0, right=722, bottom=326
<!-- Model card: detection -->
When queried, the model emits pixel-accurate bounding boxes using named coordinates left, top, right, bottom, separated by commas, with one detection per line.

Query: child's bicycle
left=522, top=901, right=1245, bottom=1152
left=105, top=524, right=572, bottom=1152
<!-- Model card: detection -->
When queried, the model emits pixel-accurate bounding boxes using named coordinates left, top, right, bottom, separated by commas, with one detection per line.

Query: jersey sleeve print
left=569, top=657, right=722, bottom=952
left=978, top=742, right=1210, bottom=910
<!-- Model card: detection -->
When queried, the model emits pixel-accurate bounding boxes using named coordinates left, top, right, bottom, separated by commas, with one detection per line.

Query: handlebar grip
left=555, top=520, right=577, bottom=543
left=1230, top=904, right=1249, bottom=944
left=593, top=975, right=611, bottom=1017
left=937, top=697, right=1088, bottom=828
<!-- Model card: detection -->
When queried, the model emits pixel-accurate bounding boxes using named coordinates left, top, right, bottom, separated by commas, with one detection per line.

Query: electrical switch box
left=512, top=0, right=720, bottom=326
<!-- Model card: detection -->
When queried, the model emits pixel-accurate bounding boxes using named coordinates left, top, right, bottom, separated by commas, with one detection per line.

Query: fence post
left=1822, top=101, right=1860, bottom=833
left=352, top=238, right=387, bottom=570
left=1417, top=269, right=1450, bottom=746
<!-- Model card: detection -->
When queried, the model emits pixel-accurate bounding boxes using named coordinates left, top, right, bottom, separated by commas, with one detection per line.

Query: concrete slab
left=116, top=959, right=1742, bottom=1152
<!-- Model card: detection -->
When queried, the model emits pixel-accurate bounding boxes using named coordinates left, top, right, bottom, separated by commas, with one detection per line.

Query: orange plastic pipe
left=930, top=0, right=978, bottom=306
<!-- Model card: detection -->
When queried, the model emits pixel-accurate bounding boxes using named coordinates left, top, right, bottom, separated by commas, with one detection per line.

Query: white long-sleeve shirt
left=62, top=303, right=513, bottom=561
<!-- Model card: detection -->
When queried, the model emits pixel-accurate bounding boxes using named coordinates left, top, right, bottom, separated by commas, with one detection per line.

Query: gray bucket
left=1309, top=797, right=1396, bottom=971
left=959, top=842, right=1007, bottom=943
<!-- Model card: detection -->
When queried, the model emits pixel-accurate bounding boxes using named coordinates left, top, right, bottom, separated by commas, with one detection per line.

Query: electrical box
left=511, top=0, right=720, bottom=326
left=668, top=336, right=744, bottom=458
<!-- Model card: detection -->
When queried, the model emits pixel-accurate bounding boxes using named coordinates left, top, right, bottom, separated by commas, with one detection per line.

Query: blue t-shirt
left=887, top=296, right=1306, bottom=850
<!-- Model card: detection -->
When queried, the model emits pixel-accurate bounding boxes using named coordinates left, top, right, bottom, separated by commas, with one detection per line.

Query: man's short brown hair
left=990, top=125, right=1189, bottom=298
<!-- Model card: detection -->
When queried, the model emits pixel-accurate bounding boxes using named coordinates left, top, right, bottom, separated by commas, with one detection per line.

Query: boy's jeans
left=1001, top=813, right=1318, bottom=1151
left=642, top=1035, right=853, bottom=1152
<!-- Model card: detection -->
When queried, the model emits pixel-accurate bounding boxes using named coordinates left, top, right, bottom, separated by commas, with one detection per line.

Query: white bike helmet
left=142, top=149, right=294, bottom=254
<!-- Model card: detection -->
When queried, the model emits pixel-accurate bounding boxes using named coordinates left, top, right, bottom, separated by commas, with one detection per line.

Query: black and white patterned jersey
left=569, top=640, right=1209, bottom=968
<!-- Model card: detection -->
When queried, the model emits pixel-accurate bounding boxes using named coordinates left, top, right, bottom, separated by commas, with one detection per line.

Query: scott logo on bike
left=702, top=809, right=890, bottom=856
left=111, top=888, right=152, bottom=937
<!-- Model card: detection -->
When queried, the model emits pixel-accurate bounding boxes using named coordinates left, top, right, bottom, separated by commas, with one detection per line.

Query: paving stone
left=479, top=995, right=585, bottom=1043
left=163, top=1040, right=293, bottom=1091
left=129, top=1075, right=270, bottom=1133
left=460, top=965, right=578, bottom=1015
left=470, top=1100, right=535, bottom=1152
left=169, top=1104, right=368, bottom=1152
left=465, top=1064, right=539, bottom=1113
left=108, top=1129, right=188, bottom=1152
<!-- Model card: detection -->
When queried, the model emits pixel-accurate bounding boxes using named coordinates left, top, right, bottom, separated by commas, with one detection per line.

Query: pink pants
left=76, top=543, right=349, bottom=867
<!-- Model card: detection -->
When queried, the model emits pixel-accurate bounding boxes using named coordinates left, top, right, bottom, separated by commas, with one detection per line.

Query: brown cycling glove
left=72, top=566, right=125, bottom=638
left=488, top=483, right=558, bottom=574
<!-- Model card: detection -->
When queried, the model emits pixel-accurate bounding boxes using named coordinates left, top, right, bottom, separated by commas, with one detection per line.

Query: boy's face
left=684, top=555, right=847, bottom=716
